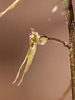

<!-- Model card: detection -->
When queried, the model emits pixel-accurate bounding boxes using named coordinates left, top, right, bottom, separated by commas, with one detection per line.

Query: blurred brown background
left=0, top=0, right=75, bottom=100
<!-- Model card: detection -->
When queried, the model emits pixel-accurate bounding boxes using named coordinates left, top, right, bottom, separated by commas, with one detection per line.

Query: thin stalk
left=64, top=0, right=75, bottom=100
left=41, top=35, right=71, bottom=49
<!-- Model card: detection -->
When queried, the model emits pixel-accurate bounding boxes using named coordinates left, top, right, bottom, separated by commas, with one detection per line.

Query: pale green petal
left=0, top=0, right=21, bottom=17
left=13, top=44, right=37, bottom=86
left=12, top=53, right=28, bottom=84
left=25, top=45, right=37, bottom=72
left=17, top=44, right=37, bottom=86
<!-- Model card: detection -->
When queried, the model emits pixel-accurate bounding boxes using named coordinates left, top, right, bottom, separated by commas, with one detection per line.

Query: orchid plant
left=0, top=0, right=75, bottom=100
left=12, top=28, right=48, bottom=86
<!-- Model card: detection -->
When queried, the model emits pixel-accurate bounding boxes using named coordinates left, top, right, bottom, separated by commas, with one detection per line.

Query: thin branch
left=41, top=35, right=71, bottom=49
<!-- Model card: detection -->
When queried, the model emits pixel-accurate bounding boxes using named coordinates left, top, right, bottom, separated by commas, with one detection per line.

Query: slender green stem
left=64, top=0, right=75, bottom=100
left=41, top=35, right=71, bottom=49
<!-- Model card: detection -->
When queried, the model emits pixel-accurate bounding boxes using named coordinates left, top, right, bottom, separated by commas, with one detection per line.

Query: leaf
left=0, top=0, right=21, bottom=17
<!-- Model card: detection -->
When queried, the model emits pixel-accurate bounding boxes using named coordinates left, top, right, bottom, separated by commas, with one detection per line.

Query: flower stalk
left=41, top=35, right=71, bottom=49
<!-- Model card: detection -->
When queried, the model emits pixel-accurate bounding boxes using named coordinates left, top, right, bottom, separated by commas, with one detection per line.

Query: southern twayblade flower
left=12, top=28, right=48, bottom=86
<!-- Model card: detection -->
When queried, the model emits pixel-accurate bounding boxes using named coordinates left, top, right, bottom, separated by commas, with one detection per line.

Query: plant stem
left=41, top=35, right=71, bottom=49
left=64, top=0, right=75, bottom=99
